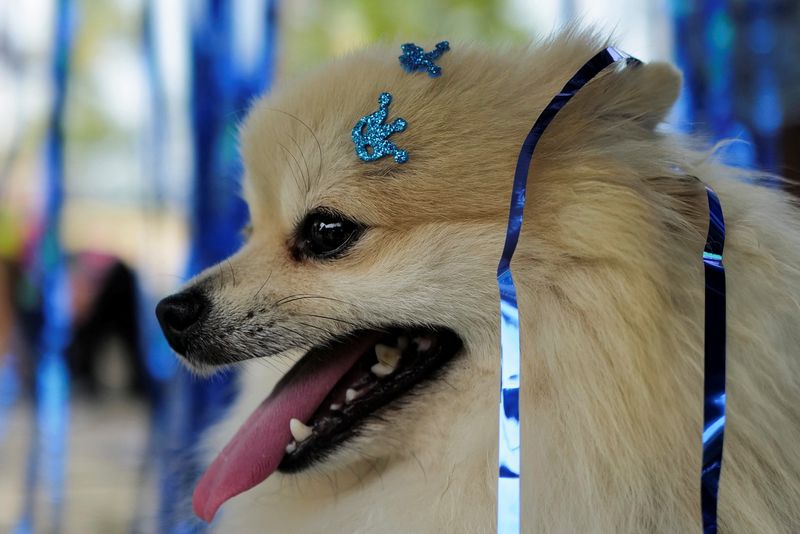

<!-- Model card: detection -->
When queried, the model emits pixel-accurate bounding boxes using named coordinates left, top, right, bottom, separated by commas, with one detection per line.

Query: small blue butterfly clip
left=399, top=40, right=450, bottom=77
left=351, top=92, right=408, bottom=164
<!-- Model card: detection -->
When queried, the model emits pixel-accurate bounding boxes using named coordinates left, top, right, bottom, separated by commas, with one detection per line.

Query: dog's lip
left=192, top=325, right=463, bottom=522
left=278, top=326, right=463, bottom=473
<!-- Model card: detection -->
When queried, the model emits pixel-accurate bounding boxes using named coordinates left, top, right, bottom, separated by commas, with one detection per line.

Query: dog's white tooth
left=375, top=344, right=401, bottom=367
left=397, top=336, right=409, bottom=350
left=345, top=388, right=360, bottom=404
left=414, top=337, right=433, bottom=352
left=330, top=403, right=342, bottom=411
left=285, top=442, right=297, bottom=454
left=370, top=362, right=394, bottom=377
left=289, top=418, right=313, bottom=442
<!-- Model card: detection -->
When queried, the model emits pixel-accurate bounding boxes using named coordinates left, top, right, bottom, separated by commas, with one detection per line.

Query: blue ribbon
left=15, top=1, right=75, bottom=532
left=496, top=46, right=630, bottom=534
left=701, top=186, right=726, bottom=533
left=150, top=1, right=280, bottom=531
left=497, top=49, right=728, bottom=533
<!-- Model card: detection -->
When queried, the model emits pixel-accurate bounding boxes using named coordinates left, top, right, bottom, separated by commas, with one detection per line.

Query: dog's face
left=157, top=36, right=685, bottom=522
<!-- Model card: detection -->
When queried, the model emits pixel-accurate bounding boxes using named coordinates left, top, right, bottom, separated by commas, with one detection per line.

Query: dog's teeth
left=375, top=344, right=401, bottom=367
left=414, top=336, right=433, bottom=352
left=289, top=418, right=313, bottom=442
left=397, top=336, right=409, bottom=350
left=345, top=388, right=361, bottom=404
left=370, top=362, right=395, bottom=377
left=285, top=442, right=297, bottom=454
left=330, top=403, right=342, bottom=411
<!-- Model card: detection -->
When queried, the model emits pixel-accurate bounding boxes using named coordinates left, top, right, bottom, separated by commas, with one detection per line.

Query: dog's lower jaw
left=204, top=353, right=497, bottom=534
left=212, top=449, right=496, bottom=534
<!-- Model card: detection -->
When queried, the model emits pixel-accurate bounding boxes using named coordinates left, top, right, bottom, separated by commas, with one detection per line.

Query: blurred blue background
left=0, top=0, right=798, bottom=532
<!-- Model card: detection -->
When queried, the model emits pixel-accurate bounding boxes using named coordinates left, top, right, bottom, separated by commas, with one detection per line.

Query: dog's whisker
left=272, top=293, right=313, bottom=307
left=440, top=377, right=459, bottom=391
left=292, top=313, right=365, bottom=330
left=295, top=321, right=334, bottom=335
left=227, top=260, right=237, bottom=288
left=288, top=133, right=312, bottom=192
left=277, top=142, right=306, bottom=195
left=409, top=451, right=428, bottom=482
left=247, top=357, right=286, bottom=375
left=274, top=324, right=316, bottom=345
left=262, top=358, right=290, bottom=373
left=274, top=294, right=357, bottom=308
left=263, top=107, right=324, bottom=190
left=218, top=261, right=228, bottom=291
left=254, top=270, right=273, bottom=299
left=252, top=351, right=285, bottom=371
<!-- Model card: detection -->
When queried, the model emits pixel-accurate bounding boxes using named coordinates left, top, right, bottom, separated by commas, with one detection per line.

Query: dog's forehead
left=239, top=38, right=610, bottom=228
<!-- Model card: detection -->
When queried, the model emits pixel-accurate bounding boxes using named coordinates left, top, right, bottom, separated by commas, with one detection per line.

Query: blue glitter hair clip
left=351, top=92, right=408, bottom=164
left=399, top=40, right=450, bottom=78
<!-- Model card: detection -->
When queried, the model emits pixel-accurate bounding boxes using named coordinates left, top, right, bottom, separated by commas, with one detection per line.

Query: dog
left=156, top=28, right=800, bottom=532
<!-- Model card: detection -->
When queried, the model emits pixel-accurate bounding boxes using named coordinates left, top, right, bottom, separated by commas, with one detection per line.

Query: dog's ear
left=579, top=60, right=682, bottom=131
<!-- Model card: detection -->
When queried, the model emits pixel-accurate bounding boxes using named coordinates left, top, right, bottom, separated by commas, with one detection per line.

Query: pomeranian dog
left=156, top=29, right=800, bottom=532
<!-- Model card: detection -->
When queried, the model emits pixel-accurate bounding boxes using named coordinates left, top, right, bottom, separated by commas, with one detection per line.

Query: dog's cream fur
left=185, top=30, right=800, bottom=532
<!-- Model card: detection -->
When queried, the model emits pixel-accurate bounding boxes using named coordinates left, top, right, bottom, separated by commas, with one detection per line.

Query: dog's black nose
left=156, top=290, right=207, bottom=353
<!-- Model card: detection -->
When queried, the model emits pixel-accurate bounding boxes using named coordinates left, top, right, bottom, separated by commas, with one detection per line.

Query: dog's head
left=157, top=32, right=694, bottom=522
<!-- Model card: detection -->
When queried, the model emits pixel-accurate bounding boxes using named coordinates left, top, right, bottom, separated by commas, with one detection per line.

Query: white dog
left=156, top=29, right=800, bottom=532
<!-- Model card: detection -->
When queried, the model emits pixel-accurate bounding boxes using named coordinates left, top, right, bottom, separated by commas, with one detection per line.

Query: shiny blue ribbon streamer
left=16, top=1, right=75, bottom=532
left=152, top=1, right=279, bottom=532
left=701, top=186, right=726, bottom=533
left=497, top=47, right=728, bottom=533
left=496, top=46, right=630, bottom=533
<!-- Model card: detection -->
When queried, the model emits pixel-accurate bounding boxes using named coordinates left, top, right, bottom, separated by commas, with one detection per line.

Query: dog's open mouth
left=193, top=326, right=463, bottom=521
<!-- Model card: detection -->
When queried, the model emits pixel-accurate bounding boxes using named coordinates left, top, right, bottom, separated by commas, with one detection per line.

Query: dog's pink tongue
left=193, top=336, right=378, bottom=522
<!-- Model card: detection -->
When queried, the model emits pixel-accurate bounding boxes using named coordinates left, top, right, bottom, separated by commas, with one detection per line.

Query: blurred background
left=0, top=0, right=797, bottom=532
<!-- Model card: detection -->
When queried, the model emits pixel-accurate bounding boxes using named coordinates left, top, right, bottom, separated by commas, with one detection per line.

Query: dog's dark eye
left=296, top=209, right=364, bottom=260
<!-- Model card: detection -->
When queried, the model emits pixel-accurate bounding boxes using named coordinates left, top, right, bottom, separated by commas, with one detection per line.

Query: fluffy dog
left=156, top=29, right=800, bottom=532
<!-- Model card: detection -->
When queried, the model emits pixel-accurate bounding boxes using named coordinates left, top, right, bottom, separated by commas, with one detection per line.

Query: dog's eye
left=296, top=209, right=364, bottom=260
